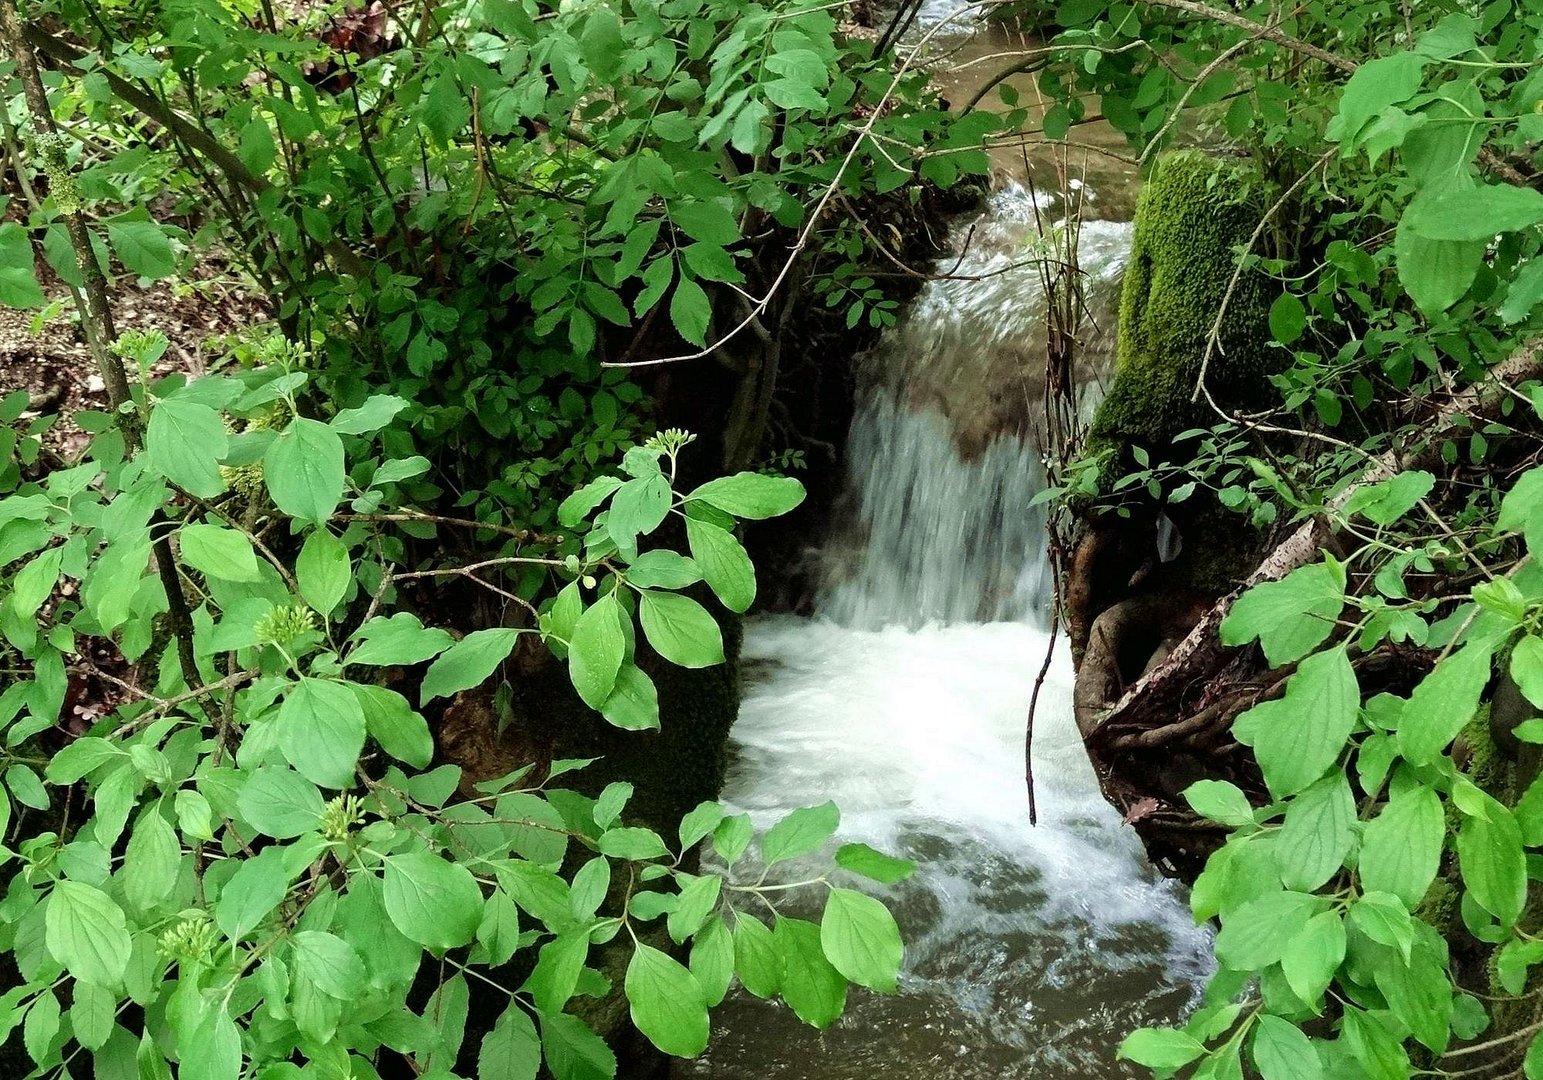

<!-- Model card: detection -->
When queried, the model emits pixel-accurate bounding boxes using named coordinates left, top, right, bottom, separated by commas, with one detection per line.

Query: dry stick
left=0, top=0, right=202, bottom=692
left=602, top=0, right=1010, bottom=370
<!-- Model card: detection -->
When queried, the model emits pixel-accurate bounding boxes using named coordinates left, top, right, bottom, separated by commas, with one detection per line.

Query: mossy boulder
left=1089, top=150, right=1275, bottom=463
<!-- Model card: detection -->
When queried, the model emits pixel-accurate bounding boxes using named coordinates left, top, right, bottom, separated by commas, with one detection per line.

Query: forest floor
left=0, top=257, right=263, bottom=455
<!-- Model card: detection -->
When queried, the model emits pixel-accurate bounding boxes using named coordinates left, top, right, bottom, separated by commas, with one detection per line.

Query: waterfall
left=677, top=186, right=1213, bottom=1079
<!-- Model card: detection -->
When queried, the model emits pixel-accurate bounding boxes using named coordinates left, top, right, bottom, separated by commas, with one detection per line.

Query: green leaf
left=296, top=530, right=350, bottom=616
left=679, top=802, right=726, bottom=851
left=1214, top=891, right=1318, bottom=970
left=691, top=916, right=734, bottom=1007
left=24, top=987, right=59, bottom=1066
left=237, top=766, right=325, bottom=838
left=774, top=917, right=846, bottom=1029
left=686, top=516, right=755, bottom=613
left=383, top=850, right=484, bottom=950
left=686, top=472, right=806, bottom=519
left=638, top=591, right=724, bottom=668
left=264, top=418, right=346, bottom=525
left=1183, top=779, right=1255, bottom=828
left=1500, top=258, right=1543, bottom=325
left=1511, top=636, right=1543, bottom=709
left=356, top=683, right=434, bottom=769
left=275, top=677, right=367, bottom=789
left=540, top=1011, right=617, bottom=1080
left=1118, top=1027, right=1207, bottom=1070
left=1397, top=641, right=1494, bottom=765
left=421, top=628, right=519, bottom=704
left=1458, top=792, right=1527, bottom=927
left=1350, top=892, right=1416, bottom=960
left=292, top=930, right=367, bottom=999
left=715, top=813, right=753, bottom=864
left=1251, top=1014, right=1322, bottom=1080
left=477, top=893, right=523, bottom=967
left=669, top=277, right=712, bottom=347
left=180, top=524, right=260, bottom=583
left=1395, top=224, right=1483, bottom=315
left=0, top=223, right=45, bottom=308
left=179, top=1006, right=240, bottom=1080
left=820, top=888, right=902, bottom=993
left=478, top=1004, right=540, bottom=1080
left=1404, top=183, right=1543, bottom=241
left=570, top=594, right=626, bottom=709
left=625, top=550, right=702, bottom=590
left=1360, top=785, right=1444, bottom=907
left=45, top=881, right=131, bottom=987
left=215, top=845, right=289, bottom=941
left=69, top=980, right=114, bottom=1052
left=1343, top=1006, right=1409, bottom=1080
left=763, top=77, right=827, bottom=112
left=733, top=916, right=782, bottom=998
left=1374, top=939, right=1452, bottom=1054
left=122, top=809, right=180, bottom=911
left=106, top=220, right=175, bottom=279
left=600, top=663, right=660, bottom=731
left=671, top=201, right=739, bottom=246
left=147, top=399, right=228, bottom=498
left=834, top=842, right=916, bottom=885
left=1274, top=773, right=1354, bottom=891
left=608, top=474, right=672, bottom=557
left=668, top=874, right=722, bottom=944
left=1330, top=52, right=1426, bottom=144
left=1269, top=293, right=1307, bottom=345
left=1526, top=1030, right=1543, bottom=1079
left=1415, top=13, right=1478, bottom=57
left=331, top=395, right=409, bottom=435
left=625, top=944, right=710, bottom=1057
left=1220, top=562, right=1344, bottom=665
left=1497, top=938, right=1543, bottom=996
left=45, top=738, right=122, bottom=785
left=1233, top=647, right=1358, bottom=799
left=1280, top=910, right=1346, bottom=1005
left=558, top=477, right=624, bottom=528
left=528, top=930, right=589, bottom=1013
left=1342, top=471, right=1435, bottom=527
left=349, top=613, right=455, bottom=667
left=597, top=826, right=670, bottom=861
left=762, top=801, right=839, bottom=865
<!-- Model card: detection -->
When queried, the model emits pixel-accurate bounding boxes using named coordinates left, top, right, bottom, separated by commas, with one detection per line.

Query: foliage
left=0, top=0, right=983, bottom=1070
left=2, top=0, right=996, bottom=533
left=0, top=355, right=913, bottom=1077
left=1024, top=0, right=1543, bottom=1076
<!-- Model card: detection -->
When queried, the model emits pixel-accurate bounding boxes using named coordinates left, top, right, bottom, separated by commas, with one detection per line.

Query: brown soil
left=0, top=254, right=265, bottom=456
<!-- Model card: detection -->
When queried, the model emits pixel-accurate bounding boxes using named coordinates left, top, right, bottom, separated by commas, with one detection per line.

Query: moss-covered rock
left=1089, top=150, right=1275, bottom=461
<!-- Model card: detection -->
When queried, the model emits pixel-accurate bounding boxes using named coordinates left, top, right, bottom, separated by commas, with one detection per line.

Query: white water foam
left=679, top=182, right=1211, bottom=1080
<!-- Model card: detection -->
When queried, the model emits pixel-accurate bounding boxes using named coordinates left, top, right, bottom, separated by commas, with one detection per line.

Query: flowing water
left=676, top=183, right=1214, bottom=1077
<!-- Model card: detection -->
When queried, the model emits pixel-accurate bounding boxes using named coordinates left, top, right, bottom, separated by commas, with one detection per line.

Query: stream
left=675, top=107, right=1214, bottom=1078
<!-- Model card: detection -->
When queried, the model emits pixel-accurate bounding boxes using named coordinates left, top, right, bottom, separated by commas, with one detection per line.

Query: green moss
left=1462, top=706, right=1517, bottom=805
left=1089, top=150, right=1276, bottom=459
